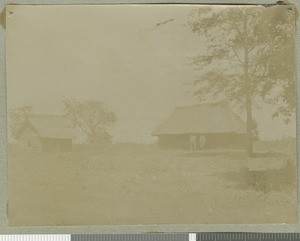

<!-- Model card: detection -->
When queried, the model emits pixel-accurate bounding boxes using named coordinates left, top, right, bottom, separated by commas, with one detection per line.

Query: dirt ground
left=8, top=141, right=297, bottom=226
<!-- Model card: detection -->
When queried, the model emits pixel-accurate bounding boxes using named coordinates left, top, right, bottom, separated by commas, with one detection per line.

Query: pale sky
left=6, top=5, right=296, bottom=143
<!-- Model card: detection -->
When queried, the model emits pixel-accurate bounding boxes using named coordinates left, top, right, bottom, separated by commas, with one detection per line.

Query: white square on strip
left=189, top=233, right=197, bottom=241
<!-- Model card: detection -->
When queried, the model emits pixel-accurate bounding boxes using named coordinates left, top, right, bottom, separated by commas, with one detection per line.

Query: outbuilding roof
left=15, top=114, right=76, bottom=139
left=152, top=103, right=246, bottom=135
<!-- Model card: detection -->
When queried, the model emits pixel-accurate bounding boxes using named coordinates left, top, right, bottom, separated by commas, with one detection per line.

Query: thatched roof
left=16, top=114, right=76, bottom=139
left=152, top=103, right=246, bottom=136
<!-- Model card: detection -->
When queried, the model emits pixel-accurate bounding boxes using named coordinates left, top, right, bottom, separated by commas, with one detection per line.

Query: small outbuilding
left=15, top=115, right=76, bottom=152
left=152, top=103, right=247, bottom=150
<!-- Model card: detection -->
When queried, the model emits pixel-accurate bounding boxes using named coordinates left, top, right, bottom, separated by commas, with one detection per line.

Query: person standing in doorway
left=190, top=134, right=196, bottom=151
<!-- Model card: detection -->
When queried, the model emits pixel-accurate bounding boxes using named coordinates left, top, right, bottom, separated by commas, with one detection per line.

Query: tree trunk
left=246, top=92, right=253, bottom=157
left=244, top=15, right=254, bottom=157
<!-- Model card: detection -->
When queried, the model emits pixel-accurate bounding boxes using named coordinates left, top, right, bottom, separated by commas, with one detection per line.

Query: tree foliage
left=188, top=5, right=295, bottom=112
left=62, top=98, right=117, bottom=143
left=8, top=106, right=32, bottom=139
left=188, top=5, right=296, bottom=155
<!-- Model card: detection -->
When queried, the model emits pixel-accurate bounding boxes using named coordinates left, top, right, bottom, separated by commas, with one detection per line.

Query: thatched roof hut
left=152, top=103, right=246, bottom=150
left=15, top=115, right=76, bottom=151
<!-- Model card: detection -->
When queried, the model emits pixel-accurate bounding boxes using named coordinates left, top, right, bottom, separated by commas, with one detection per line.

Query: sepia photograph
left=6, top=4, right=297, bottom=226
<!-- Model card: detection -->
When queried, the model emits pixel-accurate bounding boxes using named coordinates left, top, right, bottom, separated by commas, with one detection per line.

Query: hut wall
left=205, top=133, right=247, bottom=149
left=157, top=134, right=190, bottom=149
left=157, top=133, right=246, bottom=150
left=58, top=139, right=73, bottom=151
left=41, top=138, right=72, bottom=152
left=18, top=127, right=42, bottom=151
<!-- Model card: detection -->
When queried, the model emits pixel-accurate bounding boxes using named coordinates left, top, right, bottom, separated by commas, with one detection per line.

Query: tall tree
left=188, top=5, right=296, bottom=156
left=8, top=106, right=32, bottom=140
left=62, top=98, right=116, bottom=143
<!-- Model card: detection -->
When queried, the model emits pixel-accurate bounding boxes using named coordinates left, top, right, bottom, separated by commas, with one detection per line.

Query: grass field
left=8, top=141, right=297, bottom=226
